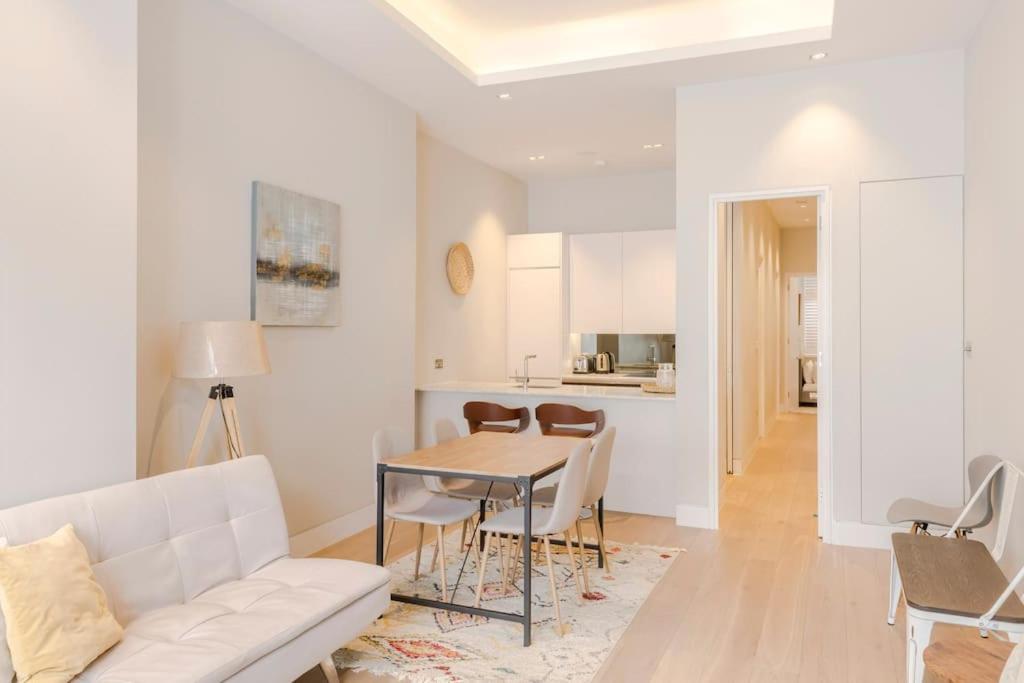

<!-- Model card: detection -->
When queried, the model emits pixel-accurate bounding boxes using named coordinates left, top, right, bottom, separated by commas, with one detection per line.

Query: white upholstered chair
left=533, top=427, right=616, bottom=577
left=474, top=440, right=592, bottom=636
left=373, top=428, right=477, bottom=600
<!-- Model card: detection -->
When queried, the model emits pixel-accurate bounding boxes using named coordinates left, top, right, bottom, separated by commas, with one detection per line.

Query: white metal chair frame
left=888, top=459, right=1024, bottom=683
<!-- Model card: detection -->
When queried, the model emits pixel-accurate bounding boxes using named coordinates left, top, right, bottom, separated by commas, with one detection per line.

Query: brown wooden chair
left=535, top=403, right=605, bottom=438
left=463, top=401, right=530, bottom=434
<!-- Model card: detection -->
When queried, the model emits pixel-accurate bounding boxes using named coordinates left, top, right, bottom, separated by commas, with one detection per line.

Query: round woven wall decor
left=446, top=242, right=474, bottom=295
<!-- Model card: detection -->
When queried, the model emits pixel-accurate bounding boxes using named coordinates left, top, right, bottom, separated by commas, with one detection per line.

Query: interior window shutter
left=801, top=277, right=818, bottom=356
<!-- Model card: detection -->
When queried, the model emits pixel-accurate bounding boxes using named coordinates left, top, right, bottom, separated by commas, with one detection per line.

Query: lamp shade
left=174, top=321, right=271, bottom=380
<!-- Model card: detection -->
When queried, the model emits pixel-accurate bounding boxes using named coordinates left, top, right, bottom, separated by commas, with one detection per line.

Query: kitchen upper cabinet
left=508, top=232, right=561, bottom=269
left=622, top=230, right=676, bottom=333
left=570, top=232, right=623, bottom=333
left=508, top=268, right=562, bottom=379
left=507, top=233, right=562, bottom=380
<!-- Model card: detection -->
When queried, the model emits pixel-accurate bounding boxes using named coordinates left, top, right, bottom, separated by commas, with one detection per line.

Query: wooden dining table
left=374, top=430, right=593, bottom=646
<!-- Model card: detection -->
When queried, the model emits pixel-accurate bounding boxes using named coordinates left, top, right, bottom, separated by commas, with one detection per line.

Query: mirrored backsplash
left=579, top=334, right=676, bottom=366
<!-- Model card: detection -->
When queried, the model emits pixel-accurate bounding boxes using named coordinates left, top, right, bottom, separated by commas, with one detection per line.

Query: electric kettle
left=595, top=352, right=615, bottom=374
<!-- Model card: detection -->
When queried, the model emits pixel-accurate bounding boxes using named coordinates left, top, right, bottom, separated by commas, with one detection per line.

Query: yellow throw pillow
left=0, top=525, right=122, bottom=683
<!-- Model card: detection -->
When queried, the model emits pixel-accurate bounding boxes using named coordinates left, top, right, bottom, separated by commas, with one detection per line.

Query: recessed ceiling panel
left=373, top=0, right=835, bottom=84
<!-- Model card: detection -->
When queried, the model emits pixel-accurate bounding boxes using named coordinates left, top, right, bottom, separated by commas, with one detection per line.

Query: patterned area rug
left=331, top=537, right=683, bottom=682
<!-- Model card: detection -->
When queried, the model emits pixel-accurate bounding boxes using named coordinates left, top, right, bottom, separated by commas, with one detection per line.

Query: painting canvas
left=252, top=181, right=340, bottom=326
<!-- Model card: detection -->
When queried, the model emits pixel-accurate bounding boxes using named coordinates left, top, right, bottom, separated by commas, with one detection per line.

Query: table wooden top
left=892, top=532, right=1024, bottom=623
left=383, top=431, right=584, bottom=480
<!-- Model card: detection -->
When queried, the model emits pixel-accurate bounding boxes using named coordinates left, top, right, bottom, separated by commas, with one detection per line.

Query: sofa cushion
left=77, top=558, right=390, bottom=683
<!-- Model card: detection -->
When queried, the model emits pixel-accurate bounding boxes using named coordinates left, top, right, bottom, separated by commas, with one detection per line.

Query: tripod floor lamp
left=174, top=321, right=271, bottom=468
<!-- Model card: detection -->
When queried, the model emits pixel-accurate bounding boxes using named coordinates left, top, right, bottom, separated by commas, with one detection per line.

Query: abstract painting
left=251, top=181, right=340, bottom=326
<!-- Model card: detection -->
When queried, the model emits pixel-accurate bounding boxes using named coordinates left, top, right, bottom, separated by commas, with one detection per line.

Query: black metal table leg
left=375, top=464, right=385, bottom=566
left=478, top=498, right=487, bottom=551
left=521, top=476, right=533, bottom=647
left=598, top=496, right=605, bottom=569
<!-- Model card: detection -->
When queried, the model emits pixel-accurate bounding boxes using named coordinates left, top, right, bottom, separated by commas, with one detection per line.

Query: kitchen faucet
left=519, top=354, right=537, bottom=389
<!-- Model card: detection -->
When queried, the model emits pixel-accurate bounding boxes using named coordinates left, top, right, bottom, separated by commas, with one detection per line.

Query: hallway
left=595, top=412, right=906, bottom=682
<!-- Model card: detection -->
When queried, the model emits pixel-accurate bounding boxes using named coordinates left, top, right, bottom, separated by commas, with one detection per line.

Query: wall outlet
left=434, top=358, right=444, bottom=369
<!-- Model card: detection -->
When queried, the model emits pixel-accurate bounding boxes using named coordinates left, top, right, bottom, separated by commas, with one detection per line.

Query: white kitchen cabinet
left=508, top=232, right=561, bottom=269
left=507, top=233, right=562, bottom=380
left=507, top=267, right=562, bottom=379
left=622, top=229, right=676, bottom=333
left=570, top=232, right=623, bottom=333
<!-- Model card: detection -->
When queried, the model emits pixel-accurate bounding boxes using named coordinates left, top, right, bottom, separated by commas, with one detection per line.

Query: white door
left=508, top=267, right=562, bottom=379
left=622, top=230, right=676, bottom=333
left=570, top=232, right=622, bottom=333
left=860, top=176, right=964, bottom=524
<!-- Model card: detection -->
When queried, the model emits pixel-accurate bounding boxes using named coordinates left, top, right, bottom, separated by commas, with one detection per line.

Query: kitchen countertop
left=561, top=373, right=653, bottom=387
left=417, top=381, right=675, bottom=401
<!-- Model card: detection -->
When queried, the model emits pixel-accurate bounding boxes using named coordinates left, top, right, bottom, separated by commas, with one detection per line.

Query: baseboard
left=830, top=521, right=903, bottom=550
left=675, top=504, right=714, bottom=529
left=289, top=503, right=376, bottom=558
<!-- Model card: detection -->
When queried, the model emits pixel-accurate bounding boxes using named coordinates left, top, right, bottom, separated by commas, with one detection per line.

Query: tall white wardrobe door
left=860, top=176, right=964, bottom=524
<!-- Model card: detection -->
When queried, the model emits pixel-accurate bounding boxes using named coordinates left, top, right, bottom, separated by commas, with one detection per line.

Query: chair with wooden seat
left=923, top=632, right=1014, bottom=683
left=888, top=458, right=1024, bottom=683
left=535, top=403, right=605, bottom=438
left=463, top=401, right=531, bottom=434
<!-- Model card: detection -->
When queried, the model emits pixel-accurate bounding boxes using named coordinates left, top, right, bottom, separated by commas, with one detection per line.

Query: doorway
left=709, top=187, right=831, bottom=541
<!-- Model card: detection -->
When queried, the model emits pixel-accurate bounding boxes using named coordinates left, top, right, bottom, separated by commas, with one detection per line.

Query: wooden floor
left=299, top=413, right=910, bottom=682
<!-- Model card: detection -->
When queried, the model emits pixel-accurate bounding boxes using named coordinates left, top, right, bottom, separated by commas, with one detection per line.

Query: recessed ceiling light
left=528, top=155, right=545, bottom=161
left=810, top=52, right=828, bottom=61
left=804, top=217, right=811, bottom=222
left=594, top=159, right=607, bottom=167
left=643, top=143, right=664, bottom=150
left=497, top=92, right=512, bottom=100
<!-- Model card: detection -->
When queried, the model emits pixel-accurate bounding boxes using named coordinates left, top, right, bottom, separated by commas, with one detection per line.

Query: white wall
left=138, top=0, right=417, bottom=543
left=416, top=134, right=527, bottom=385
left=528, top=170, right=675, bottom=234
left=676, top=51, right=965, bottom=526
left=0, top=0, right=138, bottom=507
left=964, top=0, right=1024, bottom=488
left=781, top=227, right=817, bottom=275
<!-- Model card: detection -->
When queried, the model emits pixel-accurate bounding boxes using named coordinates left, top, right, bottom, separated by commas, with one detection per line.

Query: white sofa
left=0, top=456, right=390, bottom=682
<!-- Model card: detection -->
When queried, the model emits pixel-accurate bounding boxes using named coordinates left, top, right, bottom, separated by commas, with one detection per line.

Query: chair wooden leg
left=507, top=535, right=523, bottom=592
left=414, top=523, right=425, bottom=580
left=436, top=525, right=448, bottom=602
left=591, top=504, right=611, bottom=575
left=575, top=520, right=591, bottom=595
left=498, top=534, right=508, bottom=591
left=564, top=530, right=583, bottom=600
left=319, top=657, right=340, bottom=683
left=474, top=533, right=493, bottom=608
left=430, top=524, right=443, bottom=574
left=543, top=536, right=566, bottom=636
left=383, top=520, right=396, bottom=565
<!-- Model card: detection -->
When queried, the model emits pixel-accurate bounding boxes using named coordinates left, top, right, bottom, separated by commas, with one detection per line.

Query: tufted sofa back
left=0, top=456, right=289, bottom=625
